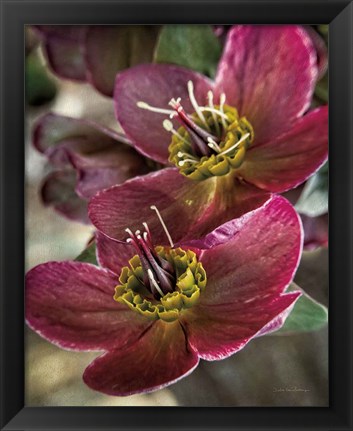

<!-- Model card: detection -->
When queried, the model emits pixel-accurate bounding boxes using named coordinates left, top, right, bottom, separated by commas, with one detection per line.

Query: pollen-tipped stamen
left=150, top=205, right=174, bottom=248
left=219, top=132, right=250, bottom=156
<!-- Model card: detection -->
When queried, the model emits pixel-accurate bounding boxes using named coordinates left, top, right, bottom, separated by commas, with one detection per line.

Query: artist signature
left=273, top=386, right=310, bottom=393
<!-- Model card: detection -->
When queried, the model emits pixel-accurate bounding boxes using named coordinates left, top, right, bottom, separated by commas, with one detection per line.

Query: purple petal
left=305, top=26, right=328, bottom=80
left=215, top=25, right=318, bottom=144
left=34, top=113, right=150, bottom=199
left=83, top=321, right=199, bottom=396
left=41, top=170, right=90, bottom=224
left=96, top=231, right=137, bottom=275
left=237, top=106, right=328, bottom=193
left=198, top=195, right=303, bottom=306
left=183, top=292, right=300, bottom=360
left=26, top=261, right=151, bottom=351
left=114, top=64, right=213, bottom=164
left=89, top=168, right=270, bottom=245
left=35, top=25, right=88, bottom=81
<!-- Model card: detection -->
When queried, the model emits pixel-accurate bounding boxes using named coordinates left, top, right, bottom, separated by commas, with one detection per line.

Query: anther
left=179, top=159, right=198, bottom=166
left=163, top=120, right=189, bottom=145
left=150, top=205, right=174, bottom=248
left=207, top=137, right=221, bottom=153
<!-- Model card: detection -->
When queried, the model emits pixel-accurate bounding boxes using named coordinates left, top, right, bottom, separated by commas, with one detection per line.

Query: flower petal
left=89, top=168, right=270, bottom=245
left=215, top=25, right=317, bottom=144
left=198, top=195, right=302, bottom=306
left=114, top=64, right=213, bottom=164
left=41, top=170, right=90, bottom=224
left=84, top=26, right=159, bottom=97
left=237, top=106, right=328, bottom=193
left=83, top=320, right=199, bottom=396
left=96, top=231, right=137, bottom=275
left=305, top=26, right=328, bottom=80
left=183, top=292, right=300, bottom=360
left=34, top=113, right=150, bottom=199
left=26, top=261, right=151, bottom=351
left=35, top=26, right=88, bottom=81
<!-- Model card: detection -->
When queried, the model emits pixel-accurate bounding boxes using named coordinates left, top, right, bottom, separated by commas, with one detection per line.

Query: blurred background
left=25, top=25, right=328, bottom=407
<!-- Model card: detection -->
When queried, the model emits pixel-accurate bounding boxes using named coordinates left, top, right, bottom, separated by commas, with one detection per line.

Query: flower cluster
left=26, top=25, right=328, bottom=396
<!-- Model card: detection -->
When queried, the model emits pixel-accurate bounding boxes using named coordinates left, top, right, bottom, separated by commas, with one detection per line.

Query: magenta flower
left=90, top=25, right=327, bottom=243
left=26, top=196, right=302, bottom=395
left=33, top=113, right=151, bottom=223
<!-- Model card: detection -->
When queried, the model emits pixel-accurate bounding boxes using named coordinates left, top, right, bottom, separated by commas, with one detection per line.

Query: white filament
left=219, top=93, right=227, bottom=129
left=207, top=91, right=220, bottom=136
left=219, top=133, right=250, bottom=156
left=207, top=137, right=221, bottom=153
left=147, top=269, right=164, bottom=297
left=179, top=159, right=198, bottom=166
left=150, top=205, right=174, bottom=248
left=163, top=120, right=189, bottom=144
left=137, top=101, right=176, bottom=116
left=187, top=81, right=210, bottom=131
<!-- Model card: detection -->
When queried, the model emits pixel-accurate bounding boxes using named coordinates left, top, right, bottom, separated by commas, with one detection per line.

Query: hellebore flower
left=91, top=25, right=328, bottom=243
left=26, top=196, right=302, bottom=395
left=33, top=25, right=160, bottom=97
left=33, top=113, right=151, bottom=223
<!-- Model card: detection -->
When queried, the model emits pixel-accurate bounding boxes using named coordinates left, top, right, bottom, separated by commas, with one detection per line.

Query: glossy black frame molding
left=1, top=1, right=352, bottom=430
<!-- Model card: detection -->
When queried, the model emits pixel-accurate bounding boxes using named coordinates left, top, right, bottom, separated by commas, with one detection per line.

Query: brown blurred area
left=25, top=36, right=328, bottom=407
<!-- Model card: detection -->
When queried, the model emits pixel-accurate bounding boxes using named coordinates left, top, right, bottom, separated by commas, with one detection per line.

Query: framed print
left=1, top=1, right=352, bottom=430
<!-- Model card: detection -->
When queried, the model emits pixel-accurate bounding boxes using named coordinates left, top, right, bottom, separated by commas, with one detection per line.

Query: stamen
left=207, top=137, right=221, bottom=153
left=177, top=151, right=197, bottom=160
left=179, top=159, right=198, bottom=166
left=219, top=93, right=228, bottom=129
left=150, top=205, right=174, bottom=248
left=200, top=107, right=229, bottom=121
left=187, top=81, right=210, bottom=131
left=163, top=120, right=189, bottom=145
left=137, top=101, right=176, bottom=117
left=147, top=269, right=164, bottom=297
left=219, top=133, right=250, bottom=156
left=125, top=228, right=134, bottom=237
left=207, top=91, right=220, bottom=137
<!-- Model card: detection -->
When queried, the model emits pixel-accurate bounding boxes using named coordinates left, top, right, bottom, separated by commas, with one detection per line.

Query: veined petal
left=41, top=170, right=90, bottom=224
left=237, top=106, right=328, bottom=193
left=182, top=292, right=300, bottom=360
left=96, top=231, right=137, bottom=276
left=198, top=195, right=302, bottom=306
left=83, top=320, right=199, bottom=396
left=114, top=64, right=213, bottom=164
left=89, top=168, right=217, bottom=244
left=215, top=25, right=318, bottom=144
left=89, top=168, right=270, bottom=245
left=34, top=113, right=150, bottom=199
left=26, top=261, right=151, bottom=351
left=34, top=25, right=88, bottom=81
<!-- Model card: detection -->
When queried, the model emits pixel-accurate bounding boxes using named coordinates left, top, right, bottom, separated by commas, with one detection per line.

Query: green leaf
left=26, top=51, right=57, bottom=106
left=275, top=283, right=328, bottom=334
left=154, top=25, right=222, bottom=77
left=75, top=241, right=98, bottom=266
left=295, top=162, right=328, bottom=217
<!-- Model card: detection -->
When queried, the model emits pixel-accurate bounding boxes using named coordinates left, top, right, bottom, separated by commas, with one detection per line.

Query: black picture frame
left=1, top=1, right=352, bottom=430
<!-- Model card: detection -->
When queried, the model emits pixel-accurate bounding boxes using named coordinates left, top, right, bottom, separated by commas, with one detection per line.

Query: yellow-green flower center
left=114, top=247, right=207, bottom=323
left=168, top=105, right=254, bottom=181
